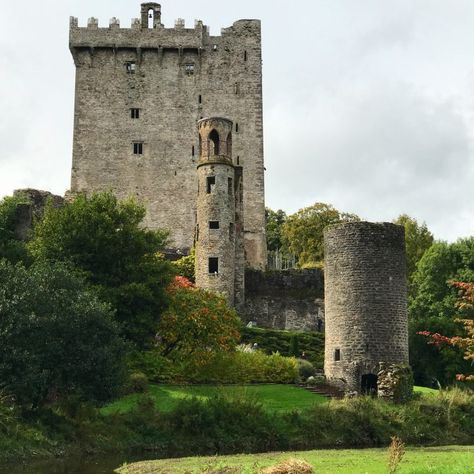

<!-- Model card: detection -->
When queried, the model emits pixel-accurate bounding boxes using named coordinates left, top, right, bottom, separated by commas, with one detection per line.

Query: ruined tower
left=195, top=117, right=244, bottom=306
left=69, top=3, right=266, bottom=269
left=323, top=222, right=409, bottom=396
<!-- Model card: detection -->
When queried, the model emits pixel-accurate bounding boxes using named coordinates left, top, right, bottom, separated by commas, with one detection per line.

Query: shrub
left=241, top=327, right=324, bottom=368
left=297, top=359, right=316, bottom=380
left=127, top=372, right=149, bottom=393
left=0, top=259, right=126, bottom=407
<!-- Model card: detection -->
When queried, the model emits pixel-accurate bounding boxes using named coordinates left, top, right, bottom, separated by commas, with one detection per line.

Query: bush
left=127, top=372, right=149, bottom=393
left=241, top=327, right=324, bottom=368
left=0, top=259, right=126, bottom=408
left=129, top=349, right=299, bottom=385
left=297, top=359, right=316, bottom=380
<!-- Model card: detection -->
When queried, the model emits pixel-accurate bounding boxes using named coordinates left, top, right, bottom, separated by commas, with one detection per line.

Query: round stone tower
left=323, top=222, right=409, bottom=396
left=195, top=117, right=236, bottom=305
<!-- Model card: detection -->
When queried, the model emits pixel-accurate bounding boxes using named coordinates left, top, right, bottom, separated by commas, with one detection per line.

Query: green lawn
left=102, top=384, right=438, bottom=416
left=101, top=384, right=328, bottom=415
left=117, top=446, right=474, bottom=474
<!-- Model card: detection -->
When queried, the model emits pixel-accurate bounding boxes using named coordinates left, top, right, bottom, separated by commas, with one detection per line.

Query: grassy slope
left=101, top=384, right=328, bottom=415
left=117, top=446, right=474, bottom=474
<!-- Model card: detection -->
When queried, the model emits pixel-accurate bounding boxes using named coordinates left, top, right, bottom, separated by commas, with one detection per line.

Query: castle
left=68, top=3, right=266, bottom=276
left=64, top=3, right=411, bottom=397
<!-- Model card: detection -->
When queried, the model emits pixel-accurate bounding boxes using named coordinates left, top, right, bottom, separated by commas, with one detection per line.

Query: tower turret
left=195, top=117, right=237, bottom=305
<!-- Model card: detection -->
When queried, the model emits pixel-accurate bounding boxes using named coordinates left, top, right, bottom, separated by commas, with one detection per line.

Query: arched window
left=148, top=9, right=154, bottom=29
left=209, top=129, right=220, bottom=156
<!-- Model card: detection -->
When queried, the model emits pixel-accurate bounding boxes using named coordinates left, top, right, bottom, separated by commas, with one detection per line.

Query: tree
left=0, top=259, right=126, bottom=408
left=0, top=194, right=30, bottom=264
left=172, top=248, right=195, bottom=282
left=28, top=192, right=174, bottom=347
left=156, top=276, right=241, bottom=362
left=281, top=202, right=359, bottom=267
left=418, top=281, right=474, bottom=382
left=265, top=208, right=287, bottom=252
left=409, top=238, right=474, bottom=386
left=393, top=214, right=434, bottom=294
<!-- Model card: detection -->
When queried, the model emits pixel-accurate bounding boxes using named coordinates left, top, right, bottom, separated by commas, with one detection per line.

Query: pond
left=0, top=453, right=157, bottom=474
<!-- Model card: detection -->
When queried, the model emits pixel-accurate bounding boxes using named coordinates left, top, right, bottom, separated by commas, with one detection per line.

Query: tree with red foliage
left=418, top=281, right=474, bottom=382
left=156, top=276, right=241, bottom=362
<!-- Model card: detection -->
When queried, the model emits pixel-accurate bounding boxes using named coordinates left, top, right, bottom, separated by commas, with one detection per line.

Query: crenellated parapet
left=69, top=3, right=260, bottom=56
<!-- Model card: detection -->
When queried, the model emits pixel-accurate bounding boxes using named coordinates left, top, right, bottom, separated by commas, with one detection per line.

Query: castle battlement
left=70, top=4, right=260, bottom=53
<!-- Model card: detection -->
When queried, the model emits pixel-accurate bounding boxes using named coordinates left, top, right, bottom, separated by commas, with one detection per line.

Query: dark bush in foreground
left=0, top=259, right=127, bottom=408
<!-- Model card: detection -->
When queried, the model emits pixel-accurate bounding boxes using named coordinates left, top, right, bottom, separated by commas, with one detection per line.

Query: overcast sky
left=0, top=0, right=473, bottom=241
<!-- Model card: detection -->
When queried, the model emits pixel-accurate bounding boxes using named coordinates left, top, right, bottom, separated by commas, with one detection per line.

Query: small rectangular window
left=206, top=176, right=216, bottom=194
left=228, top=177, right=233, bottom=195
left=133, top=142, right=143, bottom=155
left=131, top=108, right=140, bottom=119
left=334, top=349, right=341, bottom=361
left=209, top=257, right=219, bottom=274
left=125, top=61, right=136, bottom=74
left=185, top=63, right=195, bottom=75
left=209, top=221, right=220, bottom=229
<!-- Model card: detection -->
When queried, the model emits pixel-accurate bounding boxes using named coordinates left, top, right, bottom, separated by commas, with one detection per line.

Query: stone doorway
left=361, top=373, right=378, bottom=396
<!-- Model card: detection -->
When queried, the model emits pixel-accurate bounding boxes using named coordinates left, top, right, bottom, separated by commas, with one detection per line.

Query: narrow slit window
left=125, top=61, right=136, bottom=74
left=235, top=123, right=239, bottom=133
left=229, top=223, right=234, bottom=240
left=133, top=142, right=143, bottom=155
left=198, top=94, right=202, bottom=104
left=131, top=108, right=140, bottom=119
left=208, top=257, right=219, bottom=274
left=334, top=349, right=341, bottom=361
left=196, top=224, right=199, bottom=242
left=244, top=51, right=247, bottom=61
left=206, top=176, right=216, bottom=194
left=228, top=177, right=233, bottom=195
left=192, top=145, right=195, bottom=157
left=236, top=156, right=240, bottom=165
left=209, top=221, right=219, bottom=230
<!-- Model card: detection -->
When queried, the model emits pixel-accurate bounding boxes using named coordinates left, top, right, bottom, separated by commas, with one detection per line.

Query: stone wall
left=241, top=269, right=325, bottom=332
left=323, top=222, right=409, bottom=395
left=69, top=4, right=267, bottom=269
left=13, top=189, right=64, bottom=241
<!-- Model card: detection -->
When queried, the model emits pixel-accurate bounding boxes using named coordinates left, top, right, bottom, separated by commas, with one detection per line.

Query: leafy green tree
left=172, top=248, right=195, bottom=282
left=393, top=214, right=434, bottom=293
left=0, top=194, right=30, bottom=264
left=265, top=208, right=287, bottom=252
left=0, top=259, right=126, bottom=408
left=29, top=192, right=174, bottom=347
left=281, top=202, right=359, bottom=267
left=409, top=238, right=474, bottom=386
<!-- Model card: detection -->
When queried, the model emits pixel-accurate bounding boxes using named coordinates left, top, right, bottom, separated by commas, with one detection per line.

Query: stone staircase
left=297, top=383, right=345, bottom=399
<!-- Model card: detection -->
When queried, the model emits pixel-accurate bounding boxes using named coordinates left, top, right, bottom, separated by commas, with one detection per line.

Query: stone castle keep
left=69, top=3, right=266, bottom=271
left=9, top=3, right=410, bottom=398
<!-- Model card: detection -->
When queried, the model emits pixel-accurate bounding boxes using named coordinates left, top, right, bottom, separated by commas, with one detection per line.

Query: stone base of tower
left=325, top=362, right=413, bottom=402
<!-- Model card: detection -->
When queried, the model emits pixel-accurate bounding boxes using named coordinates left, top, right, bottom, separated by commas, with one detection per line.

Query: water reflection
left=0, top=453, right=158, bottom=474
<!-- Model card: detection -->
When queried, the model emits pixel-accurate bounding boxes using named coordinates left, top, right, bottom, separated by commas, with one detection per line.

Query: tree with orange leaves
left=156, top=276, right=241, bottom=362
left=418, top=281, right=474, bottom=382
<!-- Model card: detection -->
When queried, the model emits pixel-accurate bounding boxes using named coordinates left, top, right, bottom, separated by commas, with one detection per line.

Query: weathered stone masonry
left=69, top=3, right=267, bottom=269
left=323, top=222, right=409, bottom=395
